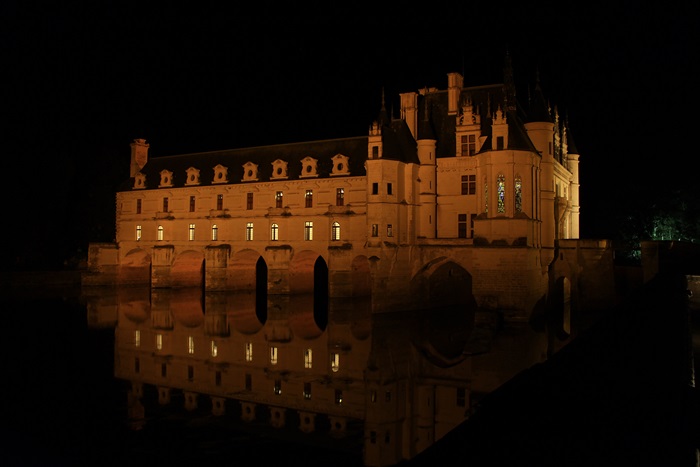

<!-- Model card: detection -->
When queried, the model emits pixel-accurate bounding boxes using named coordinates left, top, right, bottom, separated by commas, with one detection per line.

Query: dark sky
left=3, top=3, right=696, bottom=266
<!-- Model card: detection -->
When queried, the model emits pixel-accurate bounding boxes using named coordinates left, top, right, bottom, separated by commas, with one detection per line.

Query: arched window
left=304, top=221, right=313, bottom=241
left=331, top=222, right=340, bottom=241
left=271, top=223, right=279, bottom=241
left=211, top=224, right=218, bottom=241
left=515, top=176, right=522, bottom=213
left=497, top=174, right=506, bottom=214
left=157, top=225, right=164, bottom=241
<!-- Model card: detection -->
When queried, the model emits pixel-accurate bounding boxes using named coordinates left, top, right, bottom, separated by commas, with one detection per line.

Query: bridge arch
left=118, top=248, right=151, bottom=285
left=171, top=250, right=205, bottom=288
left=410, top=257, right=475, bottom=309
left=289, top=250, right=329, bottom=329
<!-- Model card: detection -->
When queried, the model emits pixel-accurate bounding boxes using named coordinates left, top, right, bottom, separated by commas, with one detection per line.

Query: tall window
left=331, top=222, right=340, bottom=241
left=461, top=134, right=476, bottom=156
left=136, top=199, right=142, bottom=214
left=270, top=346, right=278, bottom=365
left=304, top=348, right=313, bottom=369
left=271, top=223, right=279, bottom=241
left=134, top=330, right=140, bottom=347
left=372, top=183, right=378, bottom=195
left=163, top=197, right=169, bottom=212
left=136, top=225, right=142, bottom=241
left=157, top=225, right=164, bottom=241
left=387, top=183, right=393, bottom=195
left=245, top=342, right=253, bottom=362
left=211, top=340, right=218, bottom=357
left=515, top=177, right=522, bottom=213
left=470, top=214, right=476, bottom=238
left=303, top=382, right=312, bottom=400
left=387, top=224, right=393, bottom=237
left=246, top=192, right=253, bottom=210
left=189, top=196, right=195, bottom=212
left=188, top=336, right=194, bottom=354
left=156, top=334, right=163, bottom=350
left=189, top=223, right=195, bottom=241
left=246, top=222, right=254, bottom=241
left=304, top=221, right=313, bottom=241
left=372, top=146, right=379, bottom=158
left=275, top=191, right=283, bottom=208
left=497, top=174, right=506, bottom=213
left=305, top=190, right=313, bottom=207
left=461, top=174, right=476, bottom=195
left=336, top=188, right=344, bottom=206
left=330, top=353, right=340, bottom=372
left=217, top=194, right=223, bottom=210
left=371, top=224, right=379, bottom=237
left=458, top=214, right=467, bottom=238
left=211, top=224, right=218, bottom=241
left=496, top=136, right=504, bottom=149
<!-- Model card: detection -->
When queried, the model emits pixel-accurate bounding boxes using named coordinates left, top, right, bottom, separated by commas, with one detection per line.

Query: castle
left=84, top=54, right=617, bottom=329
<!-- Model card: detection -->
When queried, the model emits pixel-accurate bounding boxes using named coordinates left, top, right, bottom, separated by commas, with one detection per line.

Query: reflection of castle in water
left=101, top=286, right=549, bottom=466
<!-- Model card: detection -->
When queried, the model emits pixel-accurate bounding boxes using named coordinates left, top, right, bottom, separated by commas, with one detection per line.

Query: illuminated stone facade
left=85, top=61, right=615, bottom=323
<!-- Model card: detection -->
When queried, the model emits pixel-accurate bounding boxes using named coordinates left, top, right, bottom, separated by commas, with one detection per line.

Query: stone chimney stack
left=130, top=138, right=149, bottom=177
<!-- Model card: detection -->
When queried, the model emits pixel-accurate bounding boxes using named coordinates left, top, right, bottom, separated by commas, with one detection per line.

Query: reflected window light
left=156, top=334, right=163, bottom=350
left=188, top=336, right=194, bottom=355
left=304, top=348, right=313, bottom=369
left=270, top=346, right=278, bottom=365
left=134, top=330, right=140, bottom=347
left=330, top=352, right=340, bottom=372
left=274, top=379, right=282, bottom=395
left=211, top=340, right=218, bottom=357
left=245, top=342, right=253, bottom=362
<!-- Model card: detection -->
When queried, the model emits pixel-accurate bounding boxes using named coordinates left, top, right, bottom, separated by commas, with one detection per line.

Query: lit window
left=157, top=225, right=164, bottom=241
left=136, top=199, right=142, bottom=214
left=331, top=222, right=340, bottom=241
left=304, top=221, right=313, bottom=241
left=134, top=330, right=140, bottom=347
left=246, top=222, right=254, bottom=241
left=330, top=353, right=339, bottom=372
left=387, top=224, right=393, bottom=237
left=461, top=175, right=476, bottom=195
left=245, top=342, right=253, bottom=362
left=189, top=195, right=196, bottom=212
left=497, top=174, right=506, bottom=213
left=212, top=224, right=218, bottom=241
left=247, top=192, right=253, bottom=210
left=270, top=346, right=278, bottom=365
left=156, top=334, right=163, bottom=350
left=305, top=190, right=313, bottom=208
left=515, top=177, right=522, bottom=213
left=276, top=191, right=283, bottom=208
left=458, top=214, right=467, bottom=238
left=271, top=223, right=279, bottom=241
left=335, top=389, right=343, bottom=405
left=336, top=188, right=344, bottom=206
left=274, top=380, right=282, bottom=395
left=136, top=225, right=142, bottom=241
left=211, top=340, right=218, bottom=357
left=304, top=348, right=313, bottom=369
left=188, top=336, right=194, bottom=355
left=217, top=194, right=224, bottom=210
left=303, top=382, right=312, bottom=400
left=371, top=224, right=378, bottom=237
left=189, top=224, right=196, bottom=241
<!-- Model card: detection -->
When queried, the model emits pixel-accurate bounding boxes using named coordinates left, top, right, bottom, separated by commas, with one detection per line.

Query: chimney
left=130, top=138, right=149, bottom=177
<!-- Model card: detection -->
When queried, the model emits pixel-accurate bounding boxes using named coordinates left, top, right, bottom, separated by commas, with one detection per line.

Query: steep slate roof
left=121, top=136, right=369, bottom=192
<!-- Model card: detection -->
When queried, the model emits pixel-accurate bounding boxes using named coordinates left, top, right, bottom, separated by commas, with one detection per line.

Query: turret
left=417, top=99, right=437, bottom=239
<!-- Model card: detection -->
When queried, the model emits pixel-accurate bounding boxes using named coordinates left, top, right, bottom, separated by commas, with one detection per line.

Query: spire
left=376, top=86, right=390, bottom=127
left=503, top=47, right=516, bottom=112
left=526, top=68, right=553, bottom=123
left=418, top=96, right=436, bottom=140
left=564, top=114, right=579, bottom=155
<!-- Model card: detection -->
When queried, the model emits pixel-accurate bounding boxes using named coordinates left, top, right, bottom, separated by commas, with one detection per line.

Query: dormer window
left=133, top=172, right=146, bottom=189
left=185, top=167, right=201, bottom=186
left=212, top=164, right=229, bottom=184
left=300, top=156, right=318, bottom=178
left=331, top=154, right=350, bottom=176
left=242, top=162, right=259, bottom=182
left=159, top=169, right=173, bottom=188
left=271, top=159, right=288, bottom=180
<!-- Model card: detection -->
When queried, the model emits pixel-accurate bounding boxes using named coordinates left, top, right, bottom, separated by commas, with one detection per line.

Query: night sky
left=3, top=3, right=696, bottom=268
